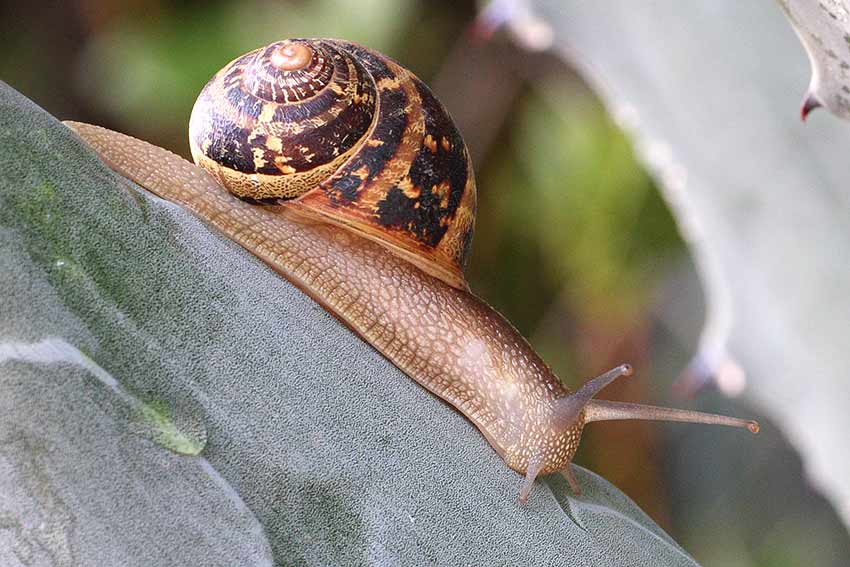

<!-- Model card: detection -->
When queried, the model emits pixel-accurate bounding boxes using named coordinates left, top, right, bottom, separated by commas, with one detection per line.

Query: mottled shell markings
left=188, top=38, right=477, bottom=290
left=189, top=39, right=376, bottom=200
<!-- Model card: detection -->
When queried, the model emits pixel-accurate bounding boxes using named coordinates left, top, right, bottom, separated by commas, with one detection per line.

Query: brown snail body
left=65, top=38, right=758, bottom=502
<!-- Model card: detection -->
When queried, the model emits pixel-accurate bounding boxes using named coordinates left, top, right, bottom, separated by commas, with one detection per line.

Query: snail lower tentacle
left=63, top=37, right=758, bottom=503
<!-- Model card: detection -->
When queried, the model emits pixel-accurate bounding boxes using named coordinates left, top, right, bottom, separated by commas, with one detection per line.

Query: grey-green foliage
left=532, top=0, right=850, bottom=531
left=0, top=82, right=698, bottom=565
left=778, top=0, right=850, bottom=120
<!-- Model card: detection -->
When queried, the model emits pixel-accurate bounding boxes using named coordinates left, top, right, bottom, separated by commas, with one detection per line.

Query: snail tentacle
left=553, top=364, right=634, bottom=431
left=519, top=457, right=544, bottom=504
left=561, top=465, right=582, bottom=496
left=584, top=400, right=760, bottom=433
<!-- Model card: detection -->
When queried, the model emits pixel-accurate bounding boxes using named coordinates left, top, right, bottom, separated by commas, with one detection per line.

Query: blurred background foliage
left=3, top=0, right=849, bottom=565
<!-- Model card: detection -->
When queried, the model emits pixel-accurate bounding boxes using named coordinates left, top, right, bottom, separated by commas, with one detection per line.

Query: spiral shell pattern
left=189, top=39, right=476, bottom=289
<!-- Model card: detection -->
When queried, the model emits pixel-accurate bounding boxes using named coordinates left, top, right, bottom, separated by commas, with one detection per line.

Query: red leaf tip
left=801, top=93, right=822, bottom=122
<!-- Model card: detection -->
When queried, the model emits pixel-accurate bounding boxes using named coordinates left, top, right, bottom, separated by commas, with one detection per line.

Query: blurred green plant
left=470, top=78, right=681, bottom=333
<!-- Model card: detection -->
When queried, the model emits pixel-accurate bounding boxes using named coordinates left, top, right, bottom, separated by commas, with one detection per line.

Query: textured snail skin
left=65, top=122, right=586, bottom=486
left=63, top=39, right=758, bottom=502
left=67, top=122, right=759, bottom=502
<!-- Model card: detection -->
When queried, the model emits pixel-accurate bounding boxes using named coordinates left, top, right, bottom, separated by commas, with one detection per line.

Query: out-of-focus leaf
left=778, top=0, right=850, bottom=120
left=529, top=0, right=850, bottom=530
left=0, top=82, right=702, bottom=565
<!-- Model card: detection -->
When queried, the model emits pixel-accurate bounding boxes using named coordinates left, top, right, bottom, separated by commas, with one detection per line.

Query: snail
left=65, top=38, right=758, bottom=503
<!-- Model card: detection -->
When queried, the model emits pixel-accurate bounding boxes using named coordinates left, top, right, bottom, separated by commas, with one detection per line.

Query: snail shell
left=188, top=38, right=476, bottom=290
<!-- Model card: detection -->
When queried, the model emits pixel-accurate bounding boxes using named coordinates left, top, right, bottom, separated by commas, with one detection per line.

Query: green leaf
left=778, top=0, right=850, bottom=120
left=530, top=0, right=850, bottom=533
left=0, top=82, right=698, bottom=565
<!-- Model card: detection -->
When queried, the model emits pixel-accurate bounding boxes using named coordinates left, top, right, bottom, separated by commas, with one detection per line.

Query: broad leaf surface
left=532, top=0, right=850, bottom=529
left=0, top=82, right=698, bottom=565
